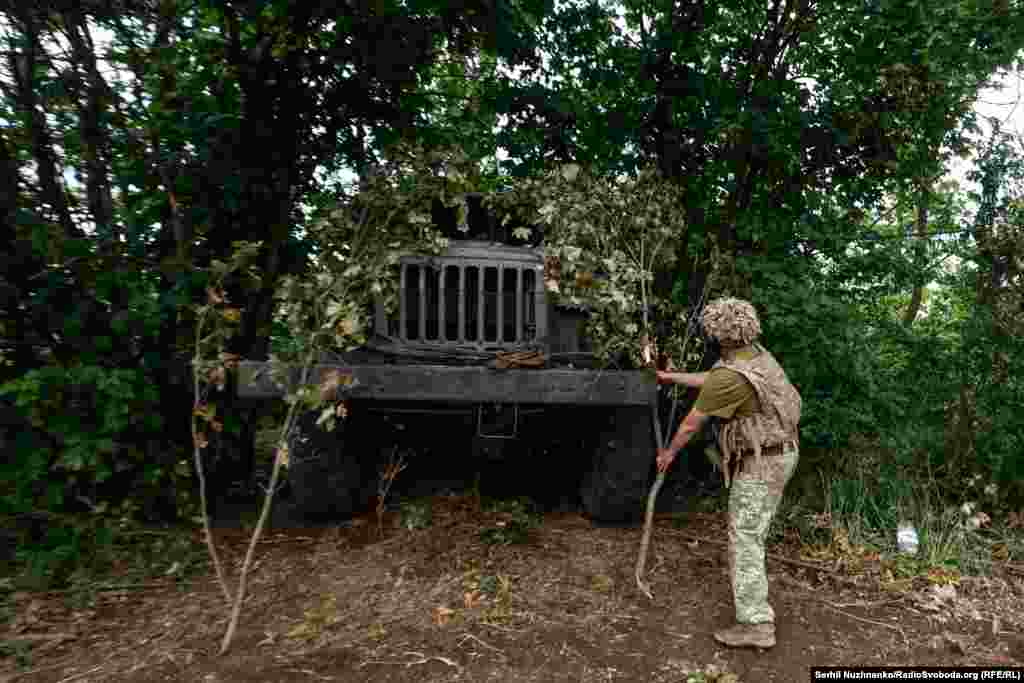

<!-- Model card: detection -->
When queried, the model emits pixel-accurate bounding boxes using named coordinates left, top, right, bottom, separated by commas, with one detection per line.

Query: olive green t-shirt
left=692, top=347, right=762, bottom=419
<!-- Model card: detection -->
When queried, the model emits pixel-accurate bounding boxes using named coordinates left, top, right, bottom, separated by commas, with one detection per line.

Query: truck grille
left=398, top=257, right=543, bottom=348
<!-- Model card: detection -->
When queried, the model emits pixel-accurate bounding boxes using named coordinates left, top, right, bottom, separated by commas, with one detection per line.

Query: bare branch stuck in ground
left=377, top=447, right=408, bottom=537
left=218, top=443, right=286, bottom=655
left=218, top=356, right=312, bottom=655
left=191, top=314, right=232, bottom=607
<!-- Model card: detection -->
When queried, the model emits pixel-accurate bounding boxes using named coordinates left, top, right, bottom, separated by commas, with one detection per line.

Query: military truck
left=237, top=193, right=660, bottom=524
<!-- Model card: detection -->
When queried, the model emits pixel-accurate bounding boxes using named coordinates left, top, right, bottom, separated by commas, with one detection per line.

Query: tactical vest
left=713, top=343, right=801, bottom=484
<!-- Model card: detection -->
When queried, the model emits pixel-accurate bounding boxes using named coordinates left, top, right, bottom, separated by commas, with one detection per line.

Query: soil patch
left=3, top=498, right=1023, bottom=682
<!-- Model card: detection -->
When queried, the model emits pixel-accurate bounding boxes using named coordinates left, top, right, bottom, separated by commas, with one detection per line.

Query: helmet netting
left=700, top=297, right=761, bottom=347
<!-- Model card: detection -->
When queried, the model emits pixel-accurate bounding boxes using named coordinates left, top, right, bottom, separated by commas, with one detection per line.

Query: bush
left=0, top=365, right=191, bottom=522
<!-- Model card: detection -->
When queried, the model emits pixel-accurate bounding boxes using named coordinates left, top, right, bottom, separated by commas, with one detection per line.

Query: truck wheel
left=287, top=409, right=366, bottom=521
left=580, top=406, right=655, bottom=525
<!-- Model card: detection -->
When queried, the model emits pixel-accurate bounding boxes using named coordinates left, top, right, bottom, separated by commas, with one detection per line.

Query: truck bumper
left=237, top=362, right=656, bottom=408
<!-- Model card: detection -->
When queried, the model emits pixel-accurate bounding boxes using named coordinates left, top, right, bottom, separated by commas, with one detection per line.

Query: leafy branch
left=190, top=142, right=494, bottom=655
left=507, top=162, right=716, bottom=597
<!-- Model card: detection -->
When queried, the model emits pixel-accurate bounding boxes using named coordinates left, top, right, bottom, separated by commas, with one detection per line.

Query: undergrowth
left=2, top=515, right=205, bottom=594
left=770, top=439, right=1024, bottom=581
left=478, top=497, right=543, bottom=546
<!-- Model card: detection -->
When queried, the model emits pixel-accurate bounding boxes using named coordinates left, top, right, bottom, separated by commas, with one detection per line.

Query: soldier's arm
left=657, top=407, right=708, bottom=473
left=655, top=371, right=708, bottom=388
left=666, top=408, right=709, bottom=458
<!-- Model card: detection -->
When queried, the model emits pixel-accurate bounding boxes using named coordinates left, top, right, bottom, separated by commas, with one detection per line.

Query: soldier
left=656, top=297, right=801, bottom=649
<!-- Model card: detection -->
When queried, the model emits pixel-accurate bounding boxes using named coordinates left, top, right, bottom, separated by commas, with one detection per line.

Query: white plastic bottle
left=896, top=522, right=919, bottom=555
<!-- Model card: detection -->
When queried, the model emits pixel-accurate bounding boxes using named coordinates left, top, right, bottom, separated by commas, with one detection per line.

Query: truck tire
left=580, top=406, right=655, bottom=524
left=287, top=408, right=367, bottom=521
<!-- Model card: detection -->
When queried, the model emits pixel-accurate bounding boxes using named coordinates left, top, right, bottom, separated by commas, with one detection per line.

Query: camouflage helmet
left=700, top=297, right=761, bottom=347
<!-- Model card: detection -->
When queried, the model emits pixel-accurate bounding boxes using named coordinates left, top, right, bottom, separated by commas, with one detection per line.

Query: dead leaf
left=881, top=575, right=913, bottom=593
left=434, top=606, right=455, bottom=626
left=207, top=366, right=226, bottom=391
left=319, top=369, right=343, bottom=401
left=336, top=316, right=359, bottom=336
left=832, top=527, right=851, bottom=555
left=801, top=544, right=835, bottom=562
left=287, top=623, right=312, bottom=640
left=1007, top=510, right=1023, bottom=529
left=639, top=335, right=654, bottom=366
left=543, top=255, right=561, bottom=281
left=966, top=511, right=991, bottom=531
left=219, top=352, right=240, bottom=369
left=591, top=574, right=614, bottom=593
left=927, top=566, right=961, bottom=586
left=992, top=543, right=1010, bottom=562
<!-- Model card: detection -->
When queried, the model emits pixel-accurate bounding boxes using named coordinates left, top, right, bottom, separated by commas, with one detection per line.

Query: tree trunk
left=64, top=10, right=116, bottom=248
left=7, top=10, right=81, bottom=242
left=903, top=179, right=930, bottom=326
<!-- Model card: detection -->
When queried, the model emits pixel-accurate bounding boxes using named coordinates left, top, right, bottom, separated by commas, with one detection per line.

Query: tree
left=491, top=0, right=1024, bottom=305
left=0, top=0, right=552, bottom=530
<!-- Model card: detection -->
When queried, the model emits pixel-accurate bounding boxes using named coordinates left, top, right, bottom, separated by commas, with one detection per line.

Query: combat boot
left=713, top=622, right=775, bottom=649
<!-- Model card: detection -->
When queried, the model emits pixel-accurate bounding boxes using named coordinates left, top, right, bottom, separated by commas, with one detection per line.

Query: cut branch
left=219, top=350, right=313, bottom=655
left=635, top=244, right=668, bottom=600
left=635, top=273, right=710, bottom=599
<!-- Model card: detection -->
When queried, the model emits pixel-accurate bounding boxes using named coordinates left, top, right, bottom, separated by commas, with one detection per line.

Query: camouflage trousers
left=727, top=442, right=799, bottom=625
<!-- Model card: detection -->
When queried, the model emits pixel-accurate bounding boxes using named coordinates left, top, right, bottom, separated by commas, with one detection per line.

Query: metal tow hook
left=476, top=403, right=519, bottom=439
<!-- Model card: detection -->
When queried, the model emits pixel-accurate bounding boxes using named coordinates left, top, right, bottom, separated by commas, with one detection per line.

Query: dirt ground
left=3, top=497, right=1024, bottom=683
